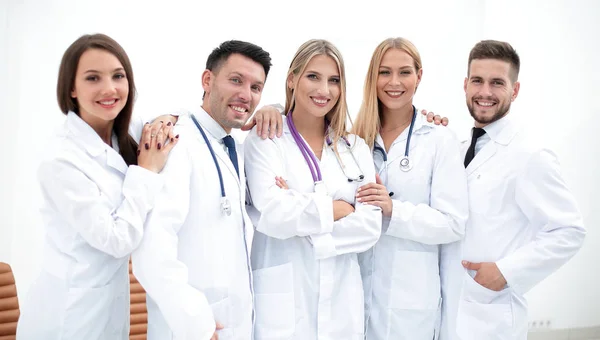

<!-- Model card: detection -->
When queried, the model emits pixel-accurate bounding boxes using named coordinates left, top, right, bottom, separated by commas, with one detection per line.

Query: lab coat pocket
left=253, top=263, right=296, bottom=339
left=456, top=271, right=513, bottom=339
left=389, top=250, right=440, bottom=309
left=211, top=297, right=233, bottom=339
left=62, top=281, right=125, bottom=339
left=469, top=177, right=509, bottom=216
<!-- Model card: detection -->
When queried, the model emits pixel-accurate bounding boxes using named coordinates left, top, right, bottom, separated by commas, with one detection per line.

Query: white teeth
left=476, top=101, right=495, bottom=107
left=99, top=99, right=116, bottom=105
left=387, top=91, right=403, bottom=96
left=312, top=98, right=327, bottom=104
left=231, top=106, right=246, bottom=113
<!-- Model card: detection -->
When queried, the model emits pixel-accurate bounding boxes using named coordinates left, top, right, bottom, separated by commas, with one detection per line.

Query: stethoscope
left=373, top=106, right=417, bottom=172
left=190, top=114, right=232, bottom=216
left=287, top=111, right=364, bottom=193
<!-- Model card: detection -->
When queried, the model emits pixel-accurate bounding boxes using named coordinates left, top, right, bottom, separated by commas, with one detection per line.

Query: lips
left=97, top=98, right=119, bottom=108
left=384, top=90, right=405, bottom=98
left=229, top=104, right=250, bottom=117
left=474, top=99, right=497, bottom=108
left=310, top=97, right=329, bottom=107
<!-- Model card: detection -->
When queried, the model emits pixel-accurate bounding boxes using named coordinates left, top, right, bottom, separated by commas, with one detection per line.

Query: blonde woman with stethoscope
left=352, top=37, right=469, bottom=340
left=244, top=39, right=381, bottom=340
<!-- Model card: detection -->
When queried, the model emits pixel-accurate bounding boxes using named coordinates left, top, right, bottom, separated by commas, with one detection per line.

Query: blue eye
left=379, top=70, right=390, bottom=75
left=329, top=77, right=340, bottom=83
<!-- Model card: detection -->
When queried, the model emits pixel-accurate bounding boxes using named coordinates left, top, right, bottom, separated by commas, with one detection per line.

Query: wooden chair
left=129, top=260, right=148, bottom=340
left=0, top=262, right=19, bottom=340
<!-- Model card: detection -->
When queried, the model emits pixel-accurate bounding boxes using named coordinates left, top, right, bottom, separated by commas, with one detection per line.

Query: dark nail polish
left=167, top=122, right=172, bottom=126
left=160, top=121, right=164, bottom=123
left=176, top=134, right=179, bottom=139
left=171, top=138, right=174, bottom=142
left=145, top=143, right=149, bottom=150
left=158, top=143, right=162, bottom=150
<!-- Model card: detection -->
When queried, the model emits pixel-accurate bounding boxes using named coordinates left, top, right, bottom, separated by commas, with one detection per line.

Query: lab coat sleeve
left=37, top=159, right=163, bottom=258
left=385, top=128, right=468, bottom=245
left=496, top=149, right=586, bottom=295
left=244, top=130, right=334, bottom=239
left=310, top=138, right=382, bottom=260
left=132, top=136, right=216, bottom=340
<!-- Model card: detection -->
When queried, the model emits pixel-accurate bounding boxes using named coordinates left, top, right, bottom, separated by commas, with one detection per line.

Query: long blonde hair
left=351, top=37, right=422, bottom=148
left=284, top=39, right=349, bottom=146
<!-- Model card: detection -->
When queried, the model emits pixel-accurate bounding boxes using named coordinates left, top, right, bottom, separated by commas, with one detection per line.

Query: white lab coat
left=16, top=112, right=163, bottom=340
left=132, top=109, right=254, bottom=340
left=244, top=119, right=382, bottom=340
left=453, top=115, right=586, bottom=340
left=359, top=112, right=469, bottom=340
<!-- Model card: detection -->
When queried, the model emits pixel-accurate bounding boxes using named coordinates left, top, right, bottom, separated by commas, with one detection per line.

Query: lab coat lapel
left=465, top=141, right=497, bottom=176
left=214, top=143, right=241, bottom=187
left=106, top=150, right=128, bottom=175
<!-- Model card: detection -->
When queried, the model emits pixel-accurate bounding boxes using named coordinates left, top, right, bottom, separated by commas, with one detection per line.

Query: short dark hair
left=206, top=40, right=272, bottom=77
left=468, top=40, right=520, bottom=82
left=57, top=33, right=138, bottom=166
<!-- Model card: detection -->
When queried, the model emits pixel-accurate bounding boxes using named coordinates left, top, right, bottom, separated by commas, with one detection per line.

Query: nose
left=238, top=84, right=252, bottom=103
left=390, top=73, right=401, bottom=86
left=316, top=80, right=330, bottom=95
left=101, top=78, right=117, bottom=95
left=479, top=82, right=493, bottom=97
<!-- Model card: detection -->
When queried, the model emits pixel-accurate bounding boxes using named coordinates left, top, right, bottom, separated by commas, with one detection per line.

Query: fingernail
left=159, top=121, right=164, bottom=123
left=157, top=143, right=162, bottom=150
left=171, top=138, right=174, bottom=142
left=462, top=261, right=467, bottom=265
left=167, top=122, right=172, bottom=126
left=176, top=134, right=179, bottom=139
left=137, top=149, right=140, bottom=156
left=145, top=143, right=149, bottom=150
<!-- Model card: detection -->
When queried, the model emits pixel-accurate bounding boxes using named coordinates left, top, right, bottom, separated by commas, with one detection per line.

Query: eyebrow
left=305, top=69, right=340, bottom=77
left=83, top=68, right=125, bottom=74
left=230, top=72, right=265, bottom=86
left=379, top=65, right=413, bottom=69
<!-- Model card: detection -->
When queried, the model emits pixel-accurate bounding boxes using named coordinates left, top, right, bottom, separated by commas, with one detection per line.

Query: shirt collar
left=480, top=113, right=517, bottom=145
left=65, top=111, right=116, bottom=157
left=194, top=106, right=229, bottom=141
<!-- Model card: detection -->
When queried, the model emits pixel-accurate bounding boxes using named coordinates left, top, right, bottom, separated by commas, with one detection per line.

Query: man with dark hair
left=441, top=39, right=586, bottom=340
left=132, top=40, right=278, bottom=340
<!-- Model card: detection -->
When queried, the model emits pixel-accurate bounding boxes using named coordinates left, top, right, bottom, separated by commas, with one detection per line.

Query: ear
left=511, top=81, right=520, bottom=101
left=286, top=73, right=295, bottom=91
left=71, top=88, right=77, bottom=98
left=201, top=69, right=212, bottom=93
left=463, top=77, right=468, bottom=93
left=416, top=68, right=423, bottom=88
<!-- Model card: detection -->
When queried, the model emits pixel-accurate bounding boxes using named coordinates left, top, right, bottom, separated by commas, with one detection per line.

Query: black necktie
left=222, top=135, right=239, bottom=178
left=464, top=127, right=486, bottom=168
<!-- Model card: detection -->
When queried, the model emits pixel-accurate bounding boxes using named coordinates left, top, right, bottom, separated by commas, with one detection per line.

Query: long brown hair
left=57, top=33, right=138, bottom=166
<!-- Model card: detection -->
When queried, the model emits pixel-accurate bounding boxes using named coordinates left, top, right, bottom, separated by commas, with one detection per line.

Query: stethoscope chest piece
left=399, top=156, right=412, bottom=172
left=221, top=197, right=232, bottom=216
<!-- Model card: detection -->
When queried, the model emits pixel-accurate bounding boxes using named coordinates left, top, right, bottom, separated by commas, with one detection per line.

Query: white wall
left=1, top=0, right=598, bottom=330
left=0, top=1, right=13, bottom=264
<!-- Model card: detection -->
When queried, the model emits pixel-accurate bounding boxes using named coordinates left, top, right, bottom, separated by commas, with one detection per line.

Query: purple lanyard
left=286, top=112, right=324, bottom=183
